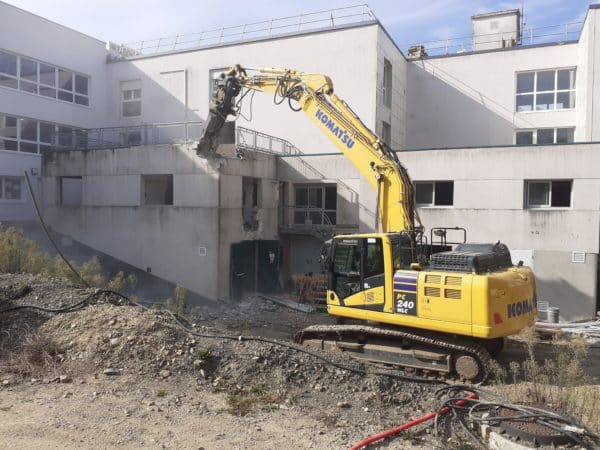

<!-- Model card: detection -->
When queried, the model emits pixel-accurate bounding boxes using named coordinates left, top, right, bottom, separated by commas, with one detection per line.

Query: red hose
left=349, top=393, right=479, bottom=450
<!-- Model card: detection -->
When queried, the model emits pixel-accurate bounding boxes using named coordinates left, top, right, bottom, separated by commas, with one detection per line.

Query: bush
left=491, top=327, right=600, bottom=434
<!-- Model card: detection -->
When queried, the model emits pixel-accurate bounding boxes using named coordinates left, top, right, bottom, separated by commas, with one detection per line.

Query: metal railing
left=236, top=126, right=302, bottom=156
left=46, top=121, right=303, bottom=157
left=49, top=122, right=204, bottom=151
left=110, top=5, right=375, bottom=58
left=408, top=21, right=584, bottom=57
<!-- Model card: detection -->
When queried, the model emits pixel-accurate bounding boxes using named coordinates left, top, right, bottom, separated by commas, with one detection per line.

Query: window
left=142, top=174, right=173, bottom=205
left=0, top=50, right=89, bottom=105
left=381, top=121, right=391, bottom=146
left=515, top=128, right=575, bottom=145
left=294, top=185, right=337, bottom=225
left=382, top=58, right=392, bottom=107
left=60, top=177, right=82, bottom=206
left=0, top=114, right=18, bottom=151
left=0, top=176, right=22, bottom=201
left=209, top=68, right=228, bottom=98
left=0, top=51, right=18, bottom=89
left=415, top=181, right=454, bottom=207
left=526, top=180, right=571, bottom=208
left=122, top=86, right=142, bottom=117
left=0, top=113, right=80, bottom=153
left=516, top=69, right=575, bottom=112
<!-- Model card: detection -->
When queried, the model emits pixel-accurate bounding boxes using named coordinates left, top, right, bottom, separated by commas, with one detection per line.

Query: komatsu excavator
left=198, top=65, right=537, bottom=382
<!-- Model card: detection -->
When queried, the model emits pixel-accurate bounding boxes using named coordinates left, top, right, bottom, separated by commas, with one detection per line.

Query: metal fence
left=110, top=5, right=375, bottom=58
left=236, top=126, right=302, bottom=156
left=407, top=21, right=583, bottom=57
left=48, top=121, right=302, bottom=157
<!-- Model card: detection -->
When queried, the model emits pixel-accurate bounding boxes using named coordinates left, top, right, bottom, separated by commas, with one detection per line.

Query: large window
left=415, top=181, right=454, bottom=207
left=0, top=176, right=22, bottom=202
left=526, top=180, right=571, bottom=208
left=516, top=69, right=575, bottom=112
left=382, top=58, right=392, bottom=107
left=0, top=50, right=89, bottom=106
left=0, top=113, right=78, bottom=154
left=516, top=127, right=575, bottom=145
left=294, top=185, right=337, bottom=225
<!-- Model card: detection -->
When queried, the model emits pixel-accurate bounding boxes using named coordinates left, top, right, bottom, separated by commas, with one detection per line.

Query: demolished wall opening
left=242, top=177, right=260, bottom=230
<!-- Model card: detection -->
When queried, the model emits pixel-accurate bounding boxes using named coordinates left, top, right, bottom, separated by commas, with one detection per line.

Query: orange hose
left=349, top=393, right=479, bottom=450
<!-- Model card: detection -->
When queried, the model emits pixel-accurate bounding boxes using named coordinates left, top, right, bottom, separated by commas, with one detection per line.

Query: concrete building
left=1, top=2, right=600, bottom=320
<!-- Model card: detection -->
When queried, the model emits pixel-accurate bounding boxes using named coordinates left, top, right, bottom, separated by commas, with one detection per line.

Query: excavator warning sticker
left=394, top=272, right=418, bottom=315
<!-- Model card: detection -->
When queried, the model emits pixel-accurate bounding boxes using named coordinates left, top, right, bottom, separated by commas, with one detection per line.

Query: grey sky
left=3, top=0, right=596, bottom=50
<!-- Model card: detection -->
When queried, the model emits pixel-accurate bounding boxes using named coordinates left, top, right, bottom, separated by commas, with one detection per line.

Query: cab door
left=329, top=237, right=385, bottom=311
left=362, top=237, right=386, bottom=311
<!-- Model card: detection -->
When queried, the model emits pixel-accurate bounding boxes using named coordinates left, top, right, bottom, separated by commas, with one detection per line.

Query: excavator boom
left=198, top=65, right=419, bottom=234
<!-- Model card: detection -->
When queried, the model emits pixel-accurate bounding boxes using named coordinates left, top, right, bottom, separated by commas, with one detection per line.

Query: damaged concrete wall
left=42, top=144, right=279, bottom=302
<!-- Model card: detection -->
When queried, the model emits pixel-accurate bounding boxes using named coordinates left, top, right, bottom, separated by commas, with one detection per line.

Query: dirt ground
left=1, top=273, right=599, bottom=449
left=0, top=274, right=440, bottom=449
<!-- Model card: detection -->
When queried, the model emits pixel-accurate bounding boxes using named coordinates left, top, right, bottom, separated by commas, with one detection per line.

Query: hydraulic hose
left=349, top=392, right=478, bottom=450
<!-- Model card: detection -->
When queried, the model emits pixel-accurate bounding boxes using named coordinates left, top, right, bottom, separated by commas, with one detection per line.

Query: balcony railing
left=407, top=21, right=584, bottom=57
left=46, top=122, right=302, bottom=156
left=236, top=126, right=302, bottom=156
left=110, top=5, right=376, bottom=58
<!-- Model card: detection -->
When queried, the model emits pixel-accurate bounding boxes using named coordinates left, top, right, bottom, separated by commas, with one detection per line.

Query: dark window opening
left=142, top=174, right=173, bottom=205
left=60, top=176, right=82, bottom=206
left=415, top=181, right=454, bottom=206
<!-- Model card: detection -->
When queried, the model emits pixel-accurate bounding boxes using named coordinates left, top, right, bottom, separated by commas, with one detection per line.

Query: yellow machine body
left=326, top=233, right=536, bottom=339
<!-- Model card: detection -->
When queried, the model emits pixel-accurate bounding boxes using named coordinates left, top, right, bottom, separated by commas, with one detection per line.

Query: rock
left=337, top=401, right=351, bottom=408
left=103, top=368, right=121, bottom=376
left=109, top=338, right=120, bottom=347
left=159, top=369, right=171, bottom=379
left=59, top=375, right=72, bottom=383
left=193, top=359, right=203, bottom=367
left=363, top=407, right=369, bottom=412
left=2, top=380, right=10, bottom=386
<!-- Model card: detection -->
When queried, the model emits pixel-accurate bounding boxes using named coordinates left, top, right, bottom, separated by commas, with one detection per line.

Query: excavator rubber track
left=295, top=324, right=492, bottom=383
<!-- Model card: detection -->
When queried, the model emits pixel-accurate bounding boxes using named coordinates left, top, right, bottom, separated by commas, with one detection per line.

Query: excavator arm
left=198, top=64, right=421, bottom=234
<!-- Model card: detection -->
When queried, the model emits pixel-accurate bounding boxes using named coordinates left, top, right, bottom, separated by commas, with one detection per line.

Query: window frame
left=0, top=49, right=90, bottom=107
left=0, top=112, right=84, bottom=154
left=293, top=184, right=337, bottom=226
left=121, top=87, right=142, bottom=118
left=525, top=179, right=572, bottom=209
left=382, top=58, right=392, bottom=108
left=515, top=127, right=575, bottom=145
left=0, top=176, right=24, bottom=203
left=515, top=68, right=576, bottom=113
left=415, top=181, right=454, bottom=207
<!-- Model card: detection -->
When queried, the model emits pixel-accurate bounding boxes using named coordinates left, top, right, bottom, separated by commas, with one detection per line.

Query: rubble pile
left=0, top=272, right=440, bottom=414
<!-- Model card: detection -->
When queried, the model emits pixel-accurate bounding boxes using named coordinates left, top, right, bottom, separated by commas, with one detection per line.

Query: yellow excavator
left=198, top=65, right=537, bottom=382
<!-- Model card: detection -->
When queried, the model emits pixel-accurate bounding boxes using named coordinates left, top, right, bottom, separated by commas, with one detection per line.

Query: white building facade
left=1, top=2, right=599, bottom=319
